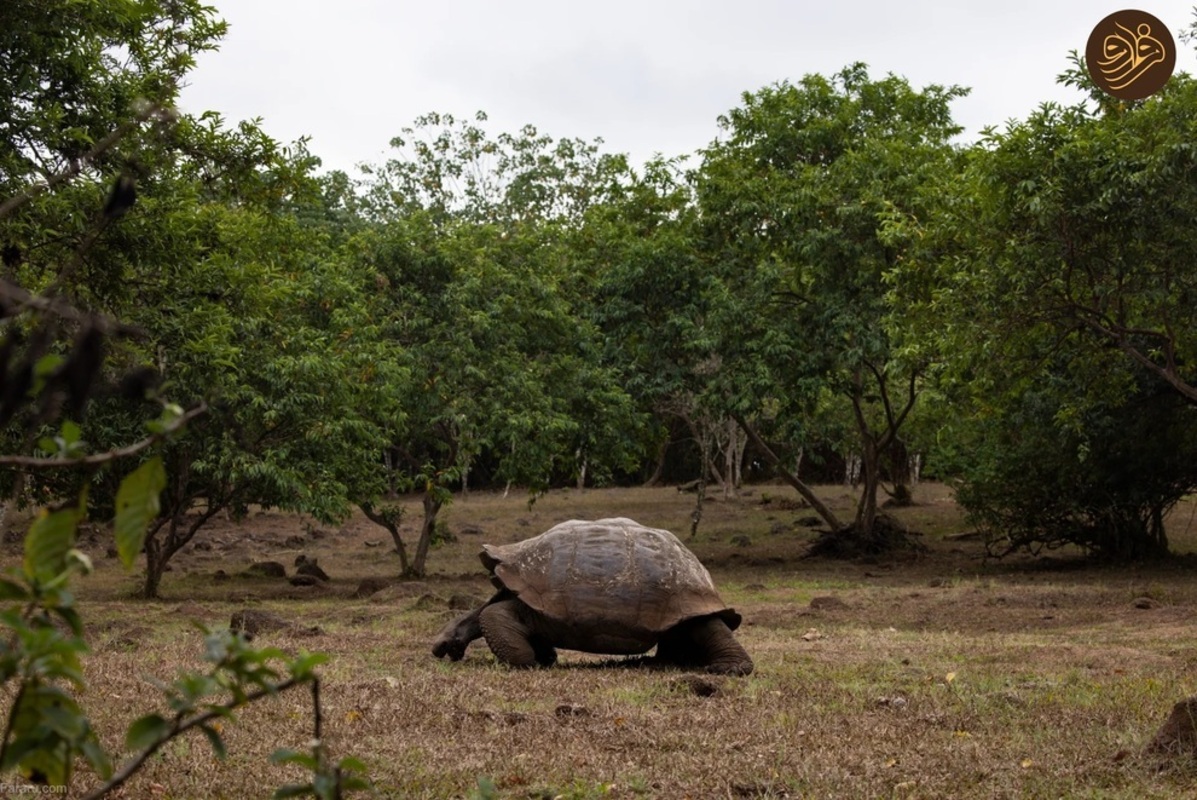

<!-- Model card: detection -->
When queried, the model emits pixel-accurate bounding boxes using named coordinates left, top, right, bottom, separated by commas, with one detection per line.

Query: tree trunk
left=689, top=480, right=705, bottom=539
left=412, top=491, right=443, bottom=578
left=575, top=448, right=587, bottom=490
left=141, top=505, right=222, bottom=599
left=642, top=434, right=669, bottom=487
left=885, top=438, right=914, bottom=506
left=855, top=437, right=881, bottom=536
left=844, top=453, right=862, bottom=487
left=142, top=529, right=167, bottom=600
left=723, top=417, right=743, bottom=500
left=360, top=502, right=410, bottom=575
left=734, top=414, right=845, bottom=531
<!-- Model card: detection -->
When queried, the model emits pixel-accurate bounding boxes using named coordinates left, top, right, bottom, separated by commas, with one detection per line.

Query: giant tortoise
left=431, top=517, right=753, bottom=675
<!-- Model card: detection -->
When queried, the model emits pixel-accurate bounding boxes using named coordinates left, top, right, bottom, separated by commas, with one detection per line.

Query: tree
left=694, top=64, right=966, bottom=550
left=0, top=0, right=400, bottom=598
left=0, top=0, right=226, bottom=193
left=353, top=115, right=641, bottom=576
left=570, top=156, right=717, bottom=487
left=0, top=100, right=367, bottom=800
left=892, top=65, right=1197, bottom=558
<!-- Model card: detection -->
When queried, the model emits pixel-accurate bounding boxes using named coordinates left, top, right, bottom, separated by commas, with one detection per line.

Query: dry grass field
left=8, top=483, right=1197, bottom=799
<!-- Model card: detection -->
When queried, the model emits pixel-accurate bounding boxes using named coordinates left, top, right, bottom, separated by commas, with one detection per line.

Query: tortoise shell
left=481, top=518, right=740, bottom=650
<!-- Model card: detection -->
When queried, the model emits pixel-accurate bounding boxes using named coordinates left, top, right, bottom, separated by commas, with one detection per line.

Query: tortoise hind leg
left=656, top=616, right=753, bottom=676
left=479, top=599, right=556, bottom=668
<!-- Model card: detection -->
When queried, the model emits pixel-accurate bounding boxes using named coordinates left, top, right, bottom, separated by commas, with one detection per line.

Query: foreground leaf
left=114, top=456, right=166, bottom=569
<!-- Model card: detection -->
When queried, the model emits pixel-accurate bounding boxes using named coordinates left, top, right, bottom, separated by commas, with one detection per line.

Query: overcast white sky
left=178, top=1, right=1197, bottom=175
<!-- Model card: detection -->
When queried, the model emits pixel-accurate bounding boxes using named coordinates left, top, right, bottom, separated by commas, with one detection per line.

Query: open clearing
left=11, top=483, right=1197, bottom=799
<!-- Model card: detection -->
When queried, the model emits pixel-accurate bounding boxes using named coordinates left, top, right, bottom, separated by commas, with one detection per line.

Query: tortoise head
left=430, top=591, right=506, bottom=661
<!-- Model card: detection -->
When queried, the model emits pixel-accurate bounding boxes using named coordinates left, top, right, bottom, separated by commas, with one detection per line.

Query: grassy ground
left=8, top=483, right=1197, bottom=799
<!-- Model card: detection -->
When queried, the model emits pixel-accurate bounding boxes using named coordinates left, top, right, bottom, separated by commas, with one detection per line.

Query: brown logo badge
left=1086, top=10, right=1176, bottom=100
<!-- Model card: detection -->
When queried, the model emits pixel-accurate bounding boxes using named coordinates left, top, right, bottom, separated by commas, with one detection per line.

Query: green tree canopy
left=694, top=64, right=966, bottom=547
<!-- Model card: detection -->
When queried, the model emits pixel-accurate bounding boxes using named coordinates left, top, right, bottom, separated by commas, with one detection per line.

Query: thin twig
left=0, top=403, right=207, bottom=469
left=80, top=676, right=304, bottom=800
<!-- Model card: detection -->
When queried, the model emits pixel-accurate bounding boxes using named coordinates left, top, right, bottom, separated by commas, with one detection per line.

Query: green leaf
left=79, top=738, right=114, bottom=781
left=198, top=723, right=227, bottom=760
left=59, top=419, right=82, bottom=446
left=272, top=784, right=315, bottom=799
left=336, top=755, right=369, bottom=773
left=0, top=577, right=30, bottom=601
left=125, top=713, right=171, bottom=752
left=23, top=506, right=83, bottom=582
left=114, top=456, right=166, bottom=569
left=270, top=748, right=318, bottom=769
left=287, top=651, right=329, bottom=679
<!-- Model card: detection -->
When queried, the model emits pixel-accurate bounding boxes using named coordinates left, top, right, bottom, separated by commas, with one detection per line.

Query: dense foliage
left=894, top=63, right=1197, bottom=558
left=4, top=2, right=1197, bottom=589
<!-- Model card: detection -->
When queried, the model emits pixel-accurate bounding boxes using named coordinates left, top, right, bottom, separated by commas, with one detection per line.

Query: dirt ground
left=9, top=483, right=1197, bottom=798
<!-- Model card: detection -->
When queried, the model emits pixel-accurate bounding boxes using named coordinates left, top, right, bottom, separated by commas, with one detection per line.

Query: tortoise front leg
left=656, top=616, right=754, bottom=676
left=479, top=599, right=557, bottom=668
left=432, top=590, right=506, bottom=661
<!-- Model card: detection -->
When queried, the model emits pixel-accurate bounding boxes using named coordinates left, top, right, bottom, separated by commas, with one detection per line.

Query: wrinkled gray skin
left=431, top=518, right=753, bottom=676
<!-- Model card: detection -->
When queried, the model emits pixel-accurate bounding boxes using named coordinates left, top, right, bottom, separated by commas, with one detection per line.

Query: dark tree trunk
left=885, top=437, right=914, bottom=506
left=734, top=414, right=845, bottom=531
left=642, top=435, right=669, bottom=487
left=360, top=502, right=410, bottom=576
left=855, top=433, right=881, bottom=536
left=689, top=480, right=705, bottom=539
left=412, top=491, right=443, bottom=578
left=141, top=505, right=223, bottom=598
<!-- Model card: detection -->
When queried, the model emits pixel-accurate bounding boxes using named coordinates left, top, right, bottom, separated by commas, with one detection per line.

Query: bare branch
left=1080, top=317, right=1197, bottom=404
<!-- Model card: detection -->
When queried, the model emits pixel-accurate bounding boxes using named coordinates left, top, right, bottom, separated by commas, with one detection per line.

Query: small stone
left=448, top=594, right=480, bottom=611
left=555, top=703, right=592, bottom=717
left=296, top=557, right=330, bottom=581
left=352, top=578, right=392, bottom=598
left=246, top=561, right=287, bottom=578
left=230, top=609, right=290, bottom=639
left=409, top=593, right=443, bottom=611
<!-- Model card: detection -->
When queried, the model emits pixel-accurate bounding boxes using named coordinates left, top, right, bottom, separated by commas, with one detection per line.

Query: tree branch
left=0, top=403, right=207, bottom=469
left=0, top=279, right=145, bottom=337
left=733, top=412, right=844, bottom=531
left=80, top=675, right=304, bottom=800
left=0, top=104, right=171, bottom=222
left=1079, top=317, right=1197, bottom=405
